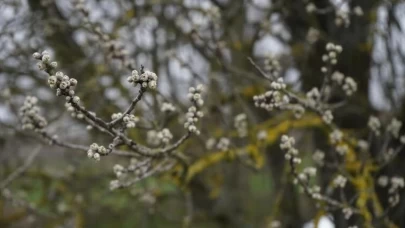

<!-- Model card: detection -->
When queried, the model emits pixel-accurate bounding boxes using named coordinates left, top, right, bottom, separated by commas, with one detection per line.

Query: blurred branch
left=0, top=145, right=42, bottom=190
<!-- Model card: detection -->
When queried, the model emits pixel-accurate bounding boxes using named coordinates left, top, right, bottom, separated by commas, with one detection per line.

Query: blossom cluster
left=147, top=130, right=161, bottom=146
left=305, top=3, right=316, bottom=13
left=264, top=55, right=281, bottom=78
left=312, top=150, right=325, bottom=166
left=387, top=118, right=402, bottom=139
left=297, top=167, right=317, bottom=183
left=33, top=51, right=58, bottom=71
left=205, top=138, right=216, bottom=150
left=353, top=6, right=364, bottom=16
left=156, top=128, right=173, bottom=144
left=187, top=84, right=205, bottom=107
left=253, top=78, right=289, bottom=111
left=305, top=3, right=363, bottom=28
left=184, top=85, right=205, bottom=135
left=336, top=144, right=349, bottom=156
left=329, top=129, right=343, bottom=144
left=280, top=136, right=323, bottom=199
left=48, top=72, right=79, bottom=97
left=368, top=116, right=381, bottom=136
left=291, top=104, right=306, bottom=119
left=33, top=51, right=81, bottom=101
left=331, top=71, right=358, bottom=96
left=109, top=159, right=162, bottom=191
left=160, top=102, right=176, bottom=113
left=342, top=77, right=357, bottom=96
left=357, top=140, right=369, bottom=152
left=280, top=135, right=301, bottom=164
left=184, top=106, right=203, bottom=135
left=73, top=0, right=137, bottom=69
left=127, top=70, right=158, bottom=89
left=342, top=207, right=353, bottom=220
left=65, top=102, right=84, bottom=119
left=333, top=175, right=348, bottom=188
left=19, top=96, right=47, bottom=131
left=322, top=110, right=334, bottom=125
left=306, top=87, right=320, bottom=107
left=111, top=158, right=150, bottom=181
left=335, top=10, right=350, bottom=27
left=204, top=5, right=221, bottom=23
left=234, top=113, right=248, bottom=138
left=111, top=113, right=140, bottom=128
left=322, top=43, right=342, bottom=68
left=113, top=164, right=125, bottom=178
left=388, top=176, right=404, bottom=207
left=146, top=129, right=173, bottom=146
left=87, top=143, right=107, bottom=161
left=217, top=137, right=230, bottom=151
left=256, top=130, right=268, bottom=141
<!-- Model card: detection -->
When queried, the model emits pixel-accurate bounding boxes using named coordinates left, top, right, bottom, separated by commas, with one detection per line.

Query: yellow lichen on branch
left=183, top=114, right=324, bottom=183
left=330, top=137, right=394, bottom=227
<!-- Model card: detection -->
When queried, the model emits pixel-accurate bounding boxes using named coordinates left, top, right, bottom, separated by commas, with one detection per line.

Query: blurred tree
left=1, top=0, right=405, bottom=227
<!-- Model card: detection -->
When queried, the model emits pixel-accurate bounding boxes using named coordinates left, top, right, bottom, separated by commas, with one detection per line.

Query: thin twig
left=0, top=145, right=42, bottom=190
left=108, top=87, right=146, bottom=127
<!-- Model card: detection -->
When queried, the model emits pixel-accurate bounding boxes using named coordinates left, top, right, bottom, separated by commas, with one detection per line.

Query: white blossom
left=303, top=167, right=317, bottom=177
left=389, top=194, right=400, bottom=207
left=336, top=144, right=349, bottom=155
left=280, top=135, right=301, bottom=164
left=378, top=176, right=389, bottom=187
left=368, top=116, right=381, bottom=136
left=264, top=55, right=281, bottom=78
left=331, top=71, right=345, bottom=85
left=306, top=3, right=316, bottom=13
left=147, top=130, right=160, bottom=146
left=357, top=140, right=369, bottom=152
left=109, top=180, right=120, bottom=191
left=161, top=102, right=176, bottom=113
left=206, top=138, right=216, bottom=150
left=306, top=87, right=320, bottom=102
left=72, top=96, right=80, bottom=104
left=111, top=112, right=123, bottom=120
left=113, top=164, right=125, bottom=177
left=184, top=106, right=200, bottom=133
left=253, top=82, right=290, bottom=112
left=390, top=176, right=405, bottom=193
left=400, top=135, right=405, bottom=144
left=313, top=150, right=325, bottom=166
left=353, top=6, right=364, bottom=16
left=387, top=118, right=402, bottom=138
left=217, top=137, right=230, bottom=151
left=330, top=129, right=343, bottom=144
left=127, top=70, right=158, bottom=90
left=19, top=96, right=47, bottom=131
left=342, top=207, right=353, bottom=219
left=333, top=175, right=347, bottom=188
left=335, top=9, right=350, bottom=27
left=122, top=114, right=139, bottom=128
left=280, top=135, right=295, bottom=150
left=257, top=130, right=267, bottom=141
left=157, top=128, right=173, bottom=144
left=322, top=110, right=334, bottom=124
left=234, top=113, right=248, bottom=138
left=87, top=143, right=106, bottom=161
left=342, top=77, right=357, bottom=96
left=187, top=84, right=205, bottom=107
left=292, top=104, right=305, bottom=119
left=183, top=85, right=205, bottom=135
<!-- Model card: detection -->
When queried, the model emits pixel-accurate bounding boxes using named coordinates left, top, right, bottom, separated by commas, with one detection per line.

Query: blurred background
left=1, top=0, right=405, bottom=227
